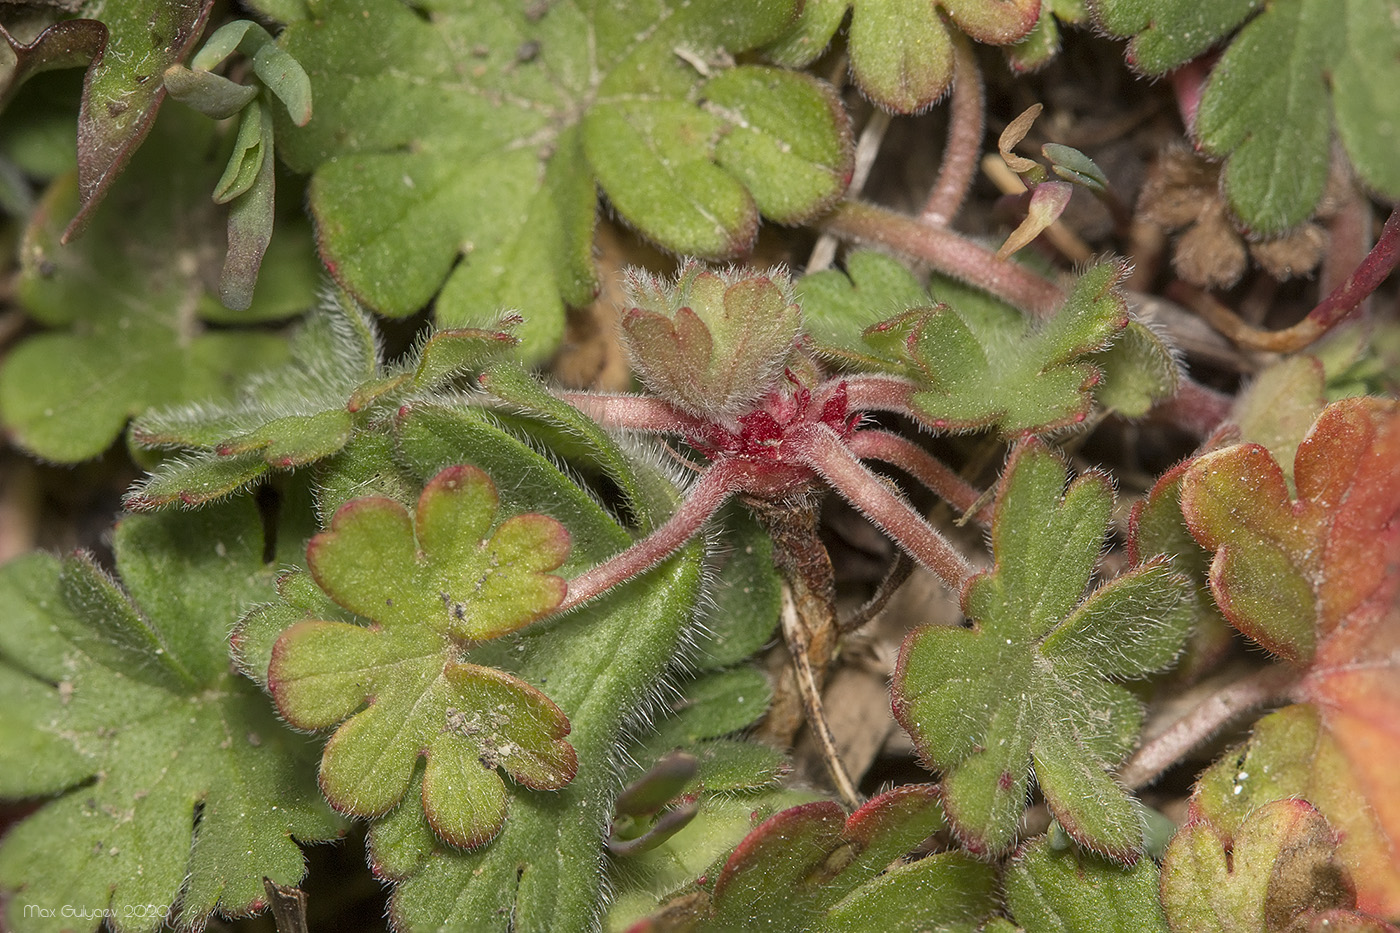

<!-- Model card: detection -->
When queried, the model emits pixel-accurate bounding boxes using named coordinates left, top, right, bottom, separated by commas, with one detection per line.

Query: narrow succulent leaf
left=1004, top=835, right=1168, bottom=932
left=277, top=0, right=842, bottom=360
left=997, top=180, right=1073, bottom=259
left=1, top=108, right=307, bottom=462
left=1093, top=0, right=1400, bottom=233
left=162, top=64, right=259, bottom=120
left=251, top=40, right=312, bottom=126
left=1161, top=799, right=1359, bottom=931
left=895, top=440, right=1191, bottom=858
left=212, top=99, right=266, bottom=203
left=220, top=110, right=278, bottom=310
left=0, top=500, right=340, bottom=933
left=1043, top=141, right=1108, bottom=191
left=63, top=0, right=215, bottom=241
left=191, top=20, right=263, bottom=72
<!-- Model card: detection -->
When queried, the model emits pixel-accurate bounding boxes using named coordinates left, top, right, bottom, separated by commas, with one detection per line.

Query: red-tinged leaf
left=65, top=0, right=216, bottom=242
left=1160, top=798, right=1366, bottom=932
left=1181, top=397, right=1400, bottom=914
left=0, top=20, right=106, bottom=106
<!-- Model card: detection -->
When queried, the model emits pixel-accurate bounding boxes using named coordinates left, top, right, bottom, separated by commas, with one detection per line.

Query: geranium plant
left=0, top=1, right=1398, bottom=932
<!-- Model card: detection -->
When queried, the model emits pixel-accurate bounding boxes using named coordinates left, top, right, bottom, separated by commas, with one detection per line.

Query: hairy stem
left=554, top=391, right=710, bottom=436
left=921, top=31, right=984, bottom=228
left=790, top=424, right=976, bottom=594
left=1119, top=663, right=1299, bottom=790
left=820, top=200, right=1066, bottom=317
left=1151, top=375, right=1232, bottom=439
left=846, top=428, right=988, bottom=521
left=559, top=459, right=746, bottom=612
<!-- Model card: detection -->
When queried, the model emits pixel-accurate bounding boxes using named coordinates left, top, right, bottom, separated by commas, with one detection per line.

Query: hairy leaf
left=1180, top=398, right=1400, bottom=913
left=0, top=500, right=340, bottom=933
left=1161, top=799, right=1377, bottom=931
left=250, top=400, right=708, bottom=931
left=894, top=440, right=1193, bottom=858
left=798, top=252, right=1161, bottom=434
left=1092, top=0, right=1400, bottom=233
left=629, top=786, right=996, bottom=933
left=1007, top=0, right=1088, bottom=72
left=254, top=465, right=575, bottom=849
left=275, top=0, right=850, bottom=359
left=1004, top=835, right=1169, bottom=931
left=765, top=0, right=1041, bottom=113
left=0, top=107, right=315, bottom=462
left=127, top=292, right=517, bottom=509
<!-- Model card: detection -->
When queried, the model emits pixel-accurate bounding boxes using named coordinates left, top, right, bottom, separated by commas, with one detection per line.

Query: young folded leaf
left=894, top=439, right=1193, bottom=859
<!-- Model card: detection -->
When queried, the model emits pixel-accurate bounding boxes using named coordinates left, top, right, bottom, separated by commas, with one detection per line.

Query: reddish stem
left=1168, top=204, right=1400, bottom=354
left=1119, top=663, right=1298, bottom=790
left=921, top=31, right=984, bottom=228
left=845, top=429, right=987, bottom=522
left=554, top=392, right=710, bottom=436
left=1151, top=375, right=1232, bottom=439
left=789, top=423, right=976, bottom=594
left=820, top=201, right=1066, bottom=317
left=559, top=459, right=748, bottom=612
left=841, top=374, right=920, bottom=415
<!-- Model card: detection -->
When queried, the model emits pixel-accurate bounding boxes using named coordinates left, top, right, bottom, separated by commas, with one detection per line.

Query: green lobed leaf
left=126, top=293, right=515, bottom=509
left=1191, top=705, right=1400, bottom=919
left=691, top=505, right=783, bottom=669
left=1004, top=835, right=1169, bottom=932
left=0, top=106, right=314, bottom=462
left=274, top=400, right=709, bottom=930
left=261, top=465, right=575, bottom=848
left=893, top=440, right=1193, bottom=859
left=798, top=252, right=1136, bottom=435
left=0, top=499, right=340, bottom=933
left=1092, top=0, right=1400, bottom=234
left=278, top=0, right=850, bottom=360
left=764, top=0, right=1041, bottom=113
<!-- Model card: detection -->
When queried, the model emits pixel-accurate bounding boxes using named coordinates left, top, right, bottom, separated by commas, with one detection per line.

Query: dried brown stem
left=1170, top=204, right=1400, bottom=353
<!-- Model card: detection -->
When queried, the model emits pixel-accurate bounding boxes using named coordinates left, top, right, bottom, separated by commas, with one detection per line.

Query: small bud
left=620, top=261, right=803, bottom=418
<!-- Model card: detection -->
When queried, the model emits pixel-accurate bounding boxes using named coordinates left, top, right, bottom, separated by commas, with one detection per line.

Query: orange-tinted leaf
left=1181, top=397, right=1400, bottom=914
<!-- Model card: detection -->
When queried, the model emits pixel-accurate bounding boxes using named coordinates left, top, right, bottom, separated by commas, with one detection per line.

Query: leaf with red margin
left=65, top=0, right=216, bottom=241
left=895, top=440, right=1193, bottom=860
left=260, top=464, right=577, bottom=850
left=1161, top=798, right=1397, bottom=932
left=0, top=20, right=106, bottom=107
left=1180, top=397, right=1400, bottom=914
left=627, top=785, right=998, bottom=932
